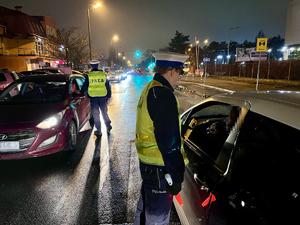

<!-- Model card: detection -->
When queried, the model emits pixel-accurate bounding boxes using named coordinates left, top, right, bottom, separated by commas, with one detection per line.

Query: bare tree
left=70, top=36, right=90, bottom=69
left=53, top=26, right=90, bottom=68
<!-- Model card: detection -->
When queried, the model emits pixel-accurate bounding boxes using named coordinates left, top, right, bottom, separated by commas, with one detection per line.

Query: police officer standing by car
left=134, top=52, right=189, bottom=225
left=79, top=60, right=112, bottom=138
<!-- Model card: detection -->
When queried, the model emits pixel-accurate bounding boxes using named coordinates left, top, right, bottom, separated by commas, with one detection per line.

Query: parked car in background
left=0, top=74, right=92, bottom=160
left=175, top=91, right=300, bottom=225
left=136, top=70, right=144, bottom=75
left=106, top=71, right=121, bottom=83
left=20, top=70, right=51, bottom=76
left=71, top=70, right=83, bottom=75
left=52, top=67, right=72, bottom=75
left=0, top=69, right=20, bottom=93
left=31, top=68, right=63, bottom=75
left=103, top=67, right=112, bottom=73
left=116, top=70, right=127, bottom=80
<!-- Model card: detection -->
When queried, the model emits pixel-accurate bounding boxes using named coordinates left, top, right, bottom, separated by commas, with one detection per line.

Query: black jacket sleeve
left=105, top=80, right=111, bottom=98
left=147, top=86, right=185, bottom=184
left=80, top=76, right=89, bottom=94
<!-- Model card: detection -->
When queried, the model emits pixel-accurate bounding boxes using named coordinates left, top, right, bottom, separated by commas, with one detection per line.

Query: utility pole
left=227, top=27, right=240, bottom=64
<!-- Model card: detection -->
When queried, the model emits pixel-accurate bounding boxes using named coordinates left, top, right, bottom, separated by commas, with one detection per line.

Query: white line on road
left=179, top=80, right=235, bottom=93
left=195, top=83, right=235, bottom=93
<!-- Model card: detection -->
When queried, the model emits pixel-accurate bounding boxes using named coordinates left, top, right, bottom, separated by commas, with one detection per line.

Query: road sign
left=203, top=58, right=210, bottom=62
left=256, top=38, right=268, bottom=52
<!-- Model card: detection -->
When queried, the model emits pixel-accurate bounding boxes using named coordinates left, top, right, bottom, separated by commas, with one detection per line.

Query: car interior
left=183, top=103, right=240, bottom=161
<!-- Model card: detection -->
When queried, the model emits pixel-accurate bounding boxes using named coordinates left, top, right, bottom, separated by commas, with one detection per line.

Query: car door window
left=0, top=73, right=7, bottom=81
left=75, top=78, right=84, bottom=90
left=183, top=102, right=241, bottom=161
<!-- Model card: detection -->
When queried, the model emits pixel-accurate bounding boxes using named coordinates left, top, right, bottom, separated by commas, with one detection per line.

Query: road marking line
left=195, top=83, right=235, bottom=93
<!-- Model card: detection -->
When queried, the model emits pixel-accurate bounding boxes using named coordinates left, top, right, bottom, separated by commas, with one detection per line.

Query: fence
left=206, top=60, right=300, bottom=81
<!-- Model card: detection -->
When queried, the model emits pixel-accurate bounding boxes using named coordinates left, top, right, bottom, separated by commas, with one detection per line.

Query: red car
left=0, top=69, right=20, bottom=92
left=136, top=70, right=144, bottom=75
left=0, top=74, right=92, bottom=159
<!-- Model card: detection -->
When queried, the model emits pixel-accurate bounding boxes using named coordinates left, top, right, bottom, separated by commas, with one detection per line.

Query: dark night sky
left=2, top=0, right=292, bottom=64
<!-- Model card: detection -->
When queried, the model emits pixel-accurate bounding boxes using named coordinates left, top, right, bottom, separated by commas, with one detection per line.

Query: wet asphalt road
left=0, top=75, right=222, bottom=225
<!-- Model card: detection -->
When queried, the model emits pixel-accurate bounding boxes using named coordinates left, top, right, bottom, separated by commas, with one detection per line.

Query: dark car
left=33, top=68, right=63, bottom=75
left=0, top=74, right=92, bottom=160
left=0, top=69, right=20, bottom=92
left=175, top=91, right=300, bottom=225
left=20, top=70, right=51, bottom=76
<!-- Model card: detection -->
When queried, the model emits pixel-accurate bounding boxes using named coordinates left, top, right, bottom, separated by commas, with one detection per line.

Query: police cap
left=153, top=51, right=189, bottom=67
left=90, top=60, right=99, bottom=65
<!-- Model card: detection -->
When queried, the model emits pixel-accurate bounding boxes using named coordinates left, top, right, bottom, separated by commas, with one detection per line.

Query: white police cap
left=153, top=51, right=189, bottom=67
left=90, top=60, right=99, bottom=65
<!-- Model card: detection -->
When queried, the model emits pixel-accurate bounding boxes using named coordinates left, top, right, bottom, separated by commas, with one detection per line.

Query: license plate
left=0, top=141, right=20, bottom=151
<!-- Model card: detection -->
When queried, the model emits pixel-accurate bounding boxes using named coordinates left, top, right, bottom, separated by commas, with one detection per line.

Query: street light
left=193, top=38, right=209, bottom=76
left=111, top=35, right=118, bottom=68
left=87, top=3, right=101, bottom=61
left=227, top=27, right=240, bottom=64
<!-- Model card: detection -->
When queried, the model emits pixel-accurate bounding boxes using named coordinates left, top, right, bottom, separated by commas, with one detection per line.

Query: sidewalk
left=179, top=74, right=300, bottom=92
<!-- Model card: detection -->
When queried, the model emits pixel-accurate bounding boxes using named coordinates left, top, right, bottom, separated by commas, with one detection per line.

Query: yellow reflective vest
left=88, top=71, right=107, bottom=97
left=135, top=80, right=189, bottom=166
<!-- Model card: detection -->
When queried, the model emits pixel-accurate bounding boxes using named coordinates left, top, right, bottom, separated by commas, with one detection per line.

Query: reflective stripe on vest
left=88, top=71, right=107, bottom=97
left=135, top=80, right=189, bottom=166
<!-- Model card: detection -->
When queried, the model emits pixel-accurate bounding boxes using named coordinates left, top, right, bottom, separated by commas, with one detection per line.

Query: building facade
left=0, top=6, right=59, bottom=72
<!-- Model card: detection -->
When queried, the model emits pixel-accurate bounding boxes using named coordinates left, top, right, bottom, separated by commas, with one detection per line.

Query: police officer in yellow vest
left=134, top=52, right=189, bottom=225
left=80, top=60, right=112, bottom=137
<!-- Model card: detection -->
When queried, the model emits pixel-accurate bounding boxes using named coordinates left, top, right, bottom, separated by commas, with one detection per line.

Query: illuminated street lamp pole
left=199, top=39, right=208, bottom=64
left=87, top=3, right=101, bottom=61
left=227, top=27, right=239, bottom=64
left=194, top=38, right=208, bottom=77
left=195, top=38, right=199, bottom=77
left=111, top=36, right=118, bottom=68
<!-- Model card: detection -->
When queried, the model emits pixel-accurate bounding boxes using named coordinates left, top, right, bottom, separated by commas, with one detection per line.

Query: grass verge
left=208, top=75, right=300, bottom=87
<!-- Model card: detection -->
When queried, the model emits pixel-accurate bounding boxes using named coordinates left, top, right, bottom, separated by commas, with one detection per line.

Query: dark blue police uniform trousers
left=90, top=97, right=112, bottom=132
left=134, top=162, right=173, bottom=225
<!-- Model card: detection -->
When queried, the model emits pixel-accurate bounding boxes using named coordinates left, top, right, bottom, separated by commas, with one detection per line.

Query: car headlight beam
left=36, top=111, right=65, bottom=129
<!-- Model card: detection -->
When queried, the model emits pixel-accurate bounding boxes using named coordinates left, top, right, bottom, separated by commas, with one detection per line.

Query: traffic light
left=149, top=62, right=155, bottom=69
left=135, top=51, right=140, bottom=57
left=122, top=52, right=125, bottom=57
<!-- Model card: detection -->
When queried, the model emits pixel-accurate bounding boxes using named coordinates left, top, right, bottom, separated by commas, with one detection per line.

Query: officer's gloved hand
left=166, top=183, right=181, bottom=195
